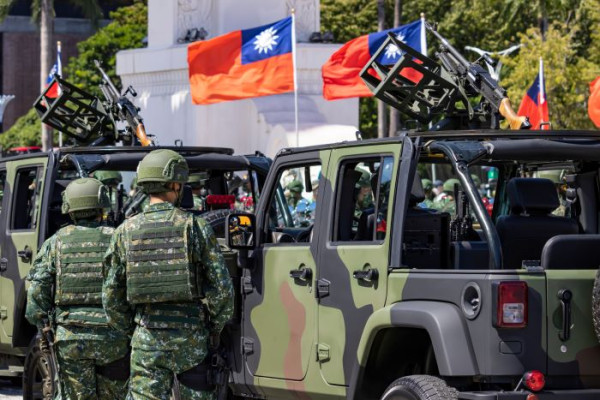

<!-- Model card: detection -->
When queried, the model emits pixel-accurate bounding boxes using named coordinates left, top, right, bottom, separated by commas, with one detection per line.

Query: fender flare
left=355, top=301, right=479, bottom=376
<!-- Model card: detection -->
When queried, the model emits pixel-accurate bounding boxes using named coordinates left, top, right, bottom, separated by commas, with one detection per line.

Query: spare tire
left=592, top=269, right=600, bottom=342
left=199, top=209, right=233, bottom=238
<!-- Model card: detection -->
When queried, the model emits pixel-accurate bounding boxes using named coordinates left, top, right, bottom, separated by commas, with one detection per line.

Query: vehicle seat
left=496, top=178, right=579, bottom=269
left=541, top=234, right=600, bottom=269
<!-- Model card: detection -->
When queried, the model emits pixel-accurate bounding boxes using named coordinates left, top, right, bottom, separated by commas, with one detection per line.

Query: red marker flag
left=517, top=57, right=549, bottom=130
left=589, top=77, right=600, bottom=128
left=188, top=17, right=294, bottom=105
left=321, top=18, right=426, bottom=100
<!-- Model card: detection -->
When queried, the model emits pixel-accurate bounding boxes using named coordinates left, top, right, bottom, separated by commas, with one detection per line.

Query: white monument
left=116, top=0, right=359, bottom=157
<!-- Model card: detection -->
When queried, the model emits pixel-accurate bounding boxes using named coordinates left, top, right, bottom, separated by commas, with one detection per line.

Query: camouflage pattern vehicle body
left=224, top=131, right=600, bottom=400
left=0, top=145, right=270, bottom=398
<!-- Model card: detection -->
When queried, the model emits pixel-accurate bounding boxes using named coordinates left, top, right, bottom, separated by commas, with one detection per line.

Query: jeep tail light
left=496, top=281, right=528, bottom=328
left=523, top=370, right=545, bottom=392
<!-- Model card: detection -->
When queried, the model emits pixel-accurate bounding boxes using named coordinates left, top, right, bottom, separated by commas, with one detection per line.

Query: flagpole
left=291, top=9, right=299, bottom=147
left=57, top=41, right=63, bottom=147
left=539, top=56, right=547, bottom=130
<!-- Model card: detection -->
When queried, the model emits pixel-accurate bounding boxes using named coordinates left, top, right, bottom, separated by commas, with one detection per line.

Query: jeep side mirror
left=226, top=213, right=256, bottom=249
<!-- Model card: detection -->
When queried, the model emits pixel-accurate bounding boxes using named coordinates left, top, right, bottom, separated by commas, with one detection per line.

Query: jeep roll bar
left=427, top=140, right=503, bottom=269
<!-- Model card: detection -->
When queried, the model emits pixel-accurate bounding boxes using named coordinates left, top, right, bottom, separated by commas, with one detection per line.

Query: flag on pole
left=188, top=17, right=294, bottom=105
left=589, top=76, right=600, bottom=128
left=321, top=18, right=426, bottom=101
left=517, top=57, right=549, bottom=130
left=45, top=41, right=62, bottom=98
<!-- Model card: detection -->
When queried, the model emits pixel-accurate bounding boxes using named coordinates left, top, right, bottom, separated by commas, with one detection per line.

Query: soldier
left=286, top=180, right=305, bottom=209
left=25, top=178, right=130, bottom=400
left=354, top=169, right=374, bottom=220
left=433, top=178, right=460, bottom=213
left=188, top=173, right=208, bottom=211
left=102, top=149, right=234, bottom=399
left=536, top=170, right=567, bottom=216
left=93, top=170, right=125, bottom=207
left=419, top=178, right=435, bottom=209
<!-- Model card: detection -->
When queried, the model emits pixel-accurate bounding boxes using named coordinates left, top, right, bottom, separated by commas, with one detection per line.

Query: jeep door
left=243, top=150, right=329, bottom=397
left=0, top=157, right=48, bottom=345
left=316, top=143, right=401, bottom=386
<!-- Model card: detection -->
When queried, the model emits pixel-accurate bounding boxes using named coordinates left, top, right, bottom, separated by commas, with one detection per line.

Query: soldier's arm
left=25, top=237, right=56, bottom=329
left=193, top=217, right=234, bottom=337
left=102, top=227, right=134, bottom=333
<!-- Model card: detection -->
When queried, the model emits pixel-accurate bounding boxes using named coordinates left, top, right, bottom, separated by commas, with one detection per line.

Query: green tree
left=0, top=1, right=147, bottom=150
left=1, top=0, right=103, bottom=150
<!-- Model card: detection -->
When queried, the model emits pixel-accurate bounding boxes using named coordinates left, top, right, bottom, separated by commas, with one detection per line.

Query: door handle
left=353, top=267, right=379, bottom=282
left=558, top=289, right=572, bottom=341
left=0, top=258, right=7, bottom=272
left=18, top=246, right=32, bottom=261
left=289, top=265, right=312, bottom=281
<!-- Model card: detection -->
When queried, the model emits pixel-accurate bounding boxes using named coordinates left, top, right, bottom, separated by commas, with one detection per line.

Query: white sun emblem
left=384, top=33, right=406, bottom=59
left=254, top=27, right=279, bottom=54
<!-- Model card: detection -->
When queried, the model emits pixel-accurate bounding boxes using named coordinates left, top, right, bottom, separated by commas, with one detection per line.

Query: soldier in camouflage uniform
left=419, top=178, right=435, bottom=209
left=102, top=149, right=234, bottom=400
left=188, top=173, right=208, bottom=211
left=25, top=178, right=130, bottom=400
left=433, top=178, right=460, bottom=214
left=354, top=169, right=374, bottom=221
left=94, top=170, right=125, bottom=207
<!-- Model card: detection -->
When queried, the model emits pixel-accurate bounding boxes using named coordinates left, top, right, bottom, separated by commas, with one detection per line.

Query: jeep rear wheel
left=23, top=336, right=55, bottom=400
left=381, top=375, right=458, bottom=400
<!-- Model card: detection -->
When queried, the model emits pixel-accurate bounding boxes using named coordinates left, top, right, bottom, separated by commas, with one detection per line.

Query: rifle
left=94, top=60, right=153, bottom=146
left=425, top=23, right=530, bottom=130
left=40, top=318, right=59, bottom=400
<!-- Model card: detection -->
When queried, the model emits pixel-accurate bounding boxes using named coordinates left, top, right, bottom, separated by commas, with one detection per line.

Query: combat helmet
left=356, top=168, right=372, bottom=188
left=287, top=180, right=304, bottom=193
left=443, top=178, right=461, bottom=193
left=536, top=169, right=564, bottom=184
left=93, top=170, right=123, bottom=187
left=188, top=172, right=208, bottom=189
left=61, top=178, right=110, bottom=219
left=421, top=178, right=433, bottom=191
left=137, top=149, right=189, bottom=193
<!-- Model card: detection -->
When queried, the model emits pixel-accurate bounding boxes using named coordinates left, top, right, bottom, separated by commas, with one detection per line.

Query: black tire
left=200, top=209, right=233, bottom=238
left=23, top=335, right=55, bottom=400
left=592, top=269, right=600, bottom=342
left=381, top=375, right=458, bottom=400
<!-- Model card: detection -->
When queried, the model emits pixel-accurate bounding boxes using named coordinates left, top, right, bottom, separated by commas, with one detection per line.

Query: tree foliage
left=0, top=0, right=147, bottom=149
left=321, top=0, right=600, bottom=137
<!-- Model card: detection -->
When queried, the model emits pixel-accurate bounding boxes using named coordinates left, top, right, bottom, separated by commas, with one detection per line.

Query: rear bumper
left=459, top=389, right=600, bottom=399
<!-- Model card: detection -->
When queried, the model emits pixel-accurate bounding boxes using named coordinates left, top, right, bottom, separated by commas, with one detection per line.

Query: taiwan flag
left=517, top=58, right=549, bottom=130
left=589, top=77, right=600, bottom=128
left=188, top=17, right=294, bottom=105
left=322, top=18, right=426, bottom=100
left=45, top=41, right=62, bottom=98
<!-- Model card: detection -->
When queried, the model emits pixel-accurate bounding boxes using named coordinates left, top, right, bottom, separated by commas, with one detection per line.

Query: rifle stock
left=499, top=98, right=531, bottom=130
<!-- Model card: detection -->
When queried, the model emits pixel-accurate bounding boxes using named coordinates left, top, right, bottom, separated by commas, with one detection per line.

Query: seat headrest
left=410, top=173, right=425, bottom=205
left=507, top=178, right=559, bottom=215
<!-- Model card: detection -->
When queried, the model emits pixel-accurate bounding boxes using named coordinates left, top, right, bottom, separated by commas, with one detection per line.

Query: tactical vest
left=125, top=210, right=200, bottom=304
left=55, top=227, right=112, bottom=307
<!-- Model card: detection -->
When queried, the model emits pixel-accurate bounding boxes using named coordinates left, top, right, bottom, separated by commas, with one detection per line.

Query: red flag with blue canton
left=44, top=43, right=62, bottom=98
left=589, top=77, right=600, bottom=128
left=517, top=58, right=549, bottom=130
left=322, top=19, right=425, bottom=100
left=188, top=17, right=294, bottom=105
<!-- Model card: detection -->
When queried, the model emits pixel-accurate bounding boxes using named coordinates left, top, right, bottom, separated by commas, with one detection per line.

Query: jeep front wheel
left=381, top=375, right=458, bottom=400
left=23, top=336, right=55, bottom=400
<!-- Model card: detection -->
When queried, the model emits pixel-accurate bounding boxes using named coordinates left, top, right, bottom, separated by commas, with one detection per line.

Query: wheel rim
left=29, top=352, right=53, bottom=400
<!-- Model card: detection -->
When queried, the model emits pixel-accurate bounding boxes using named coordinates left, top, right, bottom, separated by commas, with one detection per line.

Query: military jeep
left=0, top=145, right=270, bottom=398
left=224, top=130, right=600, bottom=399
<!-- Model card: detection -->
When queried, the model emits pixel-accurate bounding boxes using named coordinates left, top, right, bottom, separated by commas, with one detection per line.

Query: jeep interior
left=408, top=134, right=600, bottom=270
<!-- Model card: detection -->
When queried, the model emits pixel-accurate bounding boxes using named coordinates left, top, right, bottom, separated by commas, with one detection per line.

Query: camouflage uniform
left=354, top=169, right=374, bottom=221
left=103, top=150, right=234, bottom=400
left=26, top=179, right=129, bottom=400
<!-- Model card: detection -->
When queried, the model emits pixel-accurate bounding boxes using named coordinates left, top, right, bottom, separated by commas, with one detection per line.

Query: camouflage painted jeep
left=0, top=145, right=270, bottom=398
left=224, top=131, right=600, bottom=400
